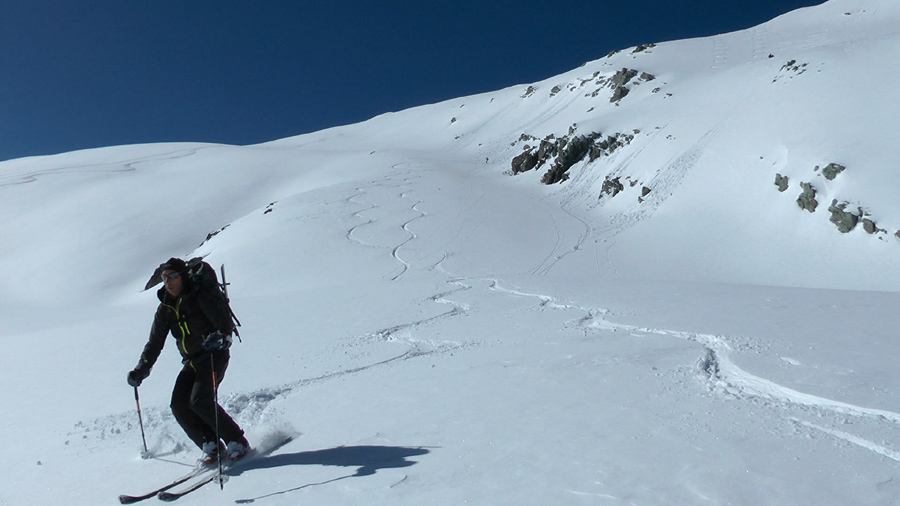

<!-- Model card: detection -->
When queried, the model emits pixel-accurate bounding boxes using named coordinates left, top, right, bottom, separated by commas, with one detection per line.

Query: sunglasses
left=161, top=272, right=181, bottom=281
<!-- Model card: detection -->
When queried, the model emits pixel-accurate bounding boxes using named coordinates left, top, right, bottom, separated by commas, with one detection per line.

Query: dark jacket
left=136, top=279, right=234, bottom=373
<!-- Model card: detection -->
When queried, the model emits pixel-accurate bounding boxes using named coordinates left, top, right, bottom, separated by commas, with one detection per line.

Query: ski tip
left=157, top=491, right=178, bottom=502
left=118, top=495, right=139, bottom=505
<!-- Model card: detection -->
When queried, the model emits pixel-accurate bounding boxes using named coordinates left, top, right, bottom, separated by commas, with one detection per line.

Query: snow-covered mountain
left=3, top=1, right=900, bottom=504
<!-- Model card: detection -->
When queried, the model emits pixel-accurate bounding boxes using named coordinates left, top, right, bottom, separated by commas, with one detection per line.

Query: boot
left=225, top=435, right=251, bottom=461
left=200, top=440, right=225, bottom=467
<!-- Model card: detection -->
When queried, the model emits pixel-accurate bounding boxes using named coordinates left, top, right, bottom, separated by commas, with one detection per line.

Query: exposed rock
left=600, top=177, right=624, bottom=198
left=796, top=182, right=818, bottom=212
left=610, top=86, right=630, bottom=103
left=584, top=67, right=655, bottom=101
left=632, top=43, right=656, bottom=53
left=511, top=150, right=540, bottom=175
left=199, top=224, right=230, bottom=247
left=773, top=60, right=810, bottom=82
left=542, top=135, right=594, bottom=184
left=863, top=218, right=878, bottom=234
left=521, top=86, right=537, bottom=98
left=828, top=200, right=859, bottom=233
left=780, top=60, right=808, bottom=73
left=538, top=138, right=558, bottom=160
left=637, top=187, right=652, bottom=203
left=590, top=133, right=634, bottom=161
left=510, top=130, right=633, bottom=186
left=550, top=85, right=562, bottom=97
left=774, top=173, right=789, bottom=192
left=822, top=163, right=846, bottom=180
left=610, top=68, right=638, bottom=88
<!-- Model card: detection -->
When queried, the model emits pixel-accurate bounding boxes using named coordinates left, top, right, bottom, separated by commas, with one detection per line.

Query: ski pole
left=211, top=354, right=225, bottom=489
left=133, top=386, right=150, bottom=458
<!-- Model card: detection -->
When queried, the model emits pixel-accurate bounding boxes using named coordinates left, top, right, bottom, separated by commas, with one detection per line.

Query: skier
left=127, top=257, right=250, bottom=465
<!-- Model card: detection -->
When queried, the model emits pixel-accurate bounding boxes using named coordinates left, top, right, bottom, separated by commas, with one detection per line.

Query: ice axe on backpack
left=219, top=264, right=242, bottom=342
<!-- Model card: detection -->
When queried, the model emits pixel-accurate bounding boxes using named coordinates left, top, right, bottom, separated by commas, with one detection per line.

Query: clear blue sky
left=0, top=0, right=824, bottom=162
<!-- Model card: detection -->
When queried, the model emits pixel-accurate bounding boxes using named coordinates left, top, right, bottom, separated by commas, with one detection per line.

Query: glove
left=202, top=331, right=233, bottom=351
left=127, top=368, right=149, bottom=387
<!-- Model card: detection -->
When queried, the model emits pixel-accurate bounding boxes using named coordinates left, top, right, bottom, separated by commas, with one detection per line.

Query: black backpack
left=147, top=257, right=243, bottom=340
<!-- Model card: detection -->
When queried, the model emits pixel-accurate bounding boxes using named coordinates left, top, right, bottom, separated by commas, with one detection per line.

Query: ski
left=157, top=472, right=220, bottom=502
left=156, top=435, right=294, bottom=502
left=118, top=465, right=210, bottom=504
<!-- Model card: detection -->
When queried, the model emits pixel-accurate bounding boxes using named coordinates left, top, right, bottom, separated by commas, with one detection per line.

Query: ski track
left=484, top=279, right=900, bottom=463
left=342, top=169, right=429, bottom=281
left=76, top=161, right=899, bottom=469
left=342, top=162, right=900, bottom=465
left=389, top=198, right=425, bottom=281
left=73, top=344, right=463, bottom=459
left=0, top=147, right=202, bottom=187
left=525, top=124, right=717, bottom=279
left=75, top=170, right=465, bottom=457
left=795, top=419, right=900, bottom=463
left=345, top=186, right=380, bottom=248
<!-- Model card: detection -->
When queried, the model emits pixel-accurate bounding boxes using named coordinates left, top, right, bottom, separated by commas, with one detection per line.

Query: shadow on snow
left=232, top=445, right=432, bottom=503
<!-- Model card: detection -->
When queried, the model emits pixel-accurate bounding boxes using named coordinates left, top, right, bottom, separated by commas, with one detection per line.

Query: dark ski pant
left=170, top=350, right=244, bottom=450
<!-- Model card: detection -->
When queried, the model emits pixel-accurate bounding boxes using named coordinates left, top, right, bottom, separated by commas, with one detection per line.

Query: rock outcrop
left=542, top=135, right=596, bottom=184
left=796, top=182, right=818, bottom=212
left=600, top=177, right=624, bottom=198
left=774, top=173, right=789, bottom=192
left=828, top=200, right=859, bottom=233
left=509, top=129, right=634, bottom=185
left=821, top=163, right=846, bottom=180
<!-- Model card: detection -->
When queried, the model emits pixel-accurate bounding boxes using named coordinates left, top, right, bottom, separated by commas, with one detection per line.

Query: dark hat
left=161, top=257, right=187, bottom=273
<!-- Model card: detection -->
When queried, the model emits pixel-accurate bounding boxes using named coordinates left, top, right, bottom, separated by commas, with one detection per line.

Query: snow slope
left=2, top=1, right=900, bottom=504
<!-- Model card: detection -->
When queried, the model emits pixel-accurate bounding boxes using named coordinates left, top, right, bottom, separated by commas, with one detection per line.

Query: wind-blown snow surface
left=3, top=1, right=900, bottom=504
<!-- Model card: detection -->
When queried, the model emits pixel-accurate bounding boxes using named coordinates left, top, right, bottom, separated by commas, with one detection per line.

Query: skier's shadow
left=232, top=445, right=432, bottom=503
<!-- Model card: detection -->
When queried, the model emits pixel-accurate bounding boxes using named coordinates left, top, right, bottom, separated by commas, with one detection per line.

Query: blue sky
left=0, top=0, right=824, bottom=162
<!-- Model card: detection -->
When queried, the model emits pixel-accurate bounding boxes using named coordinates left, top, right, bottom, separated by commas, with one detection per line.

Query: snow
left=3, top=1, right=900, bottom=504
